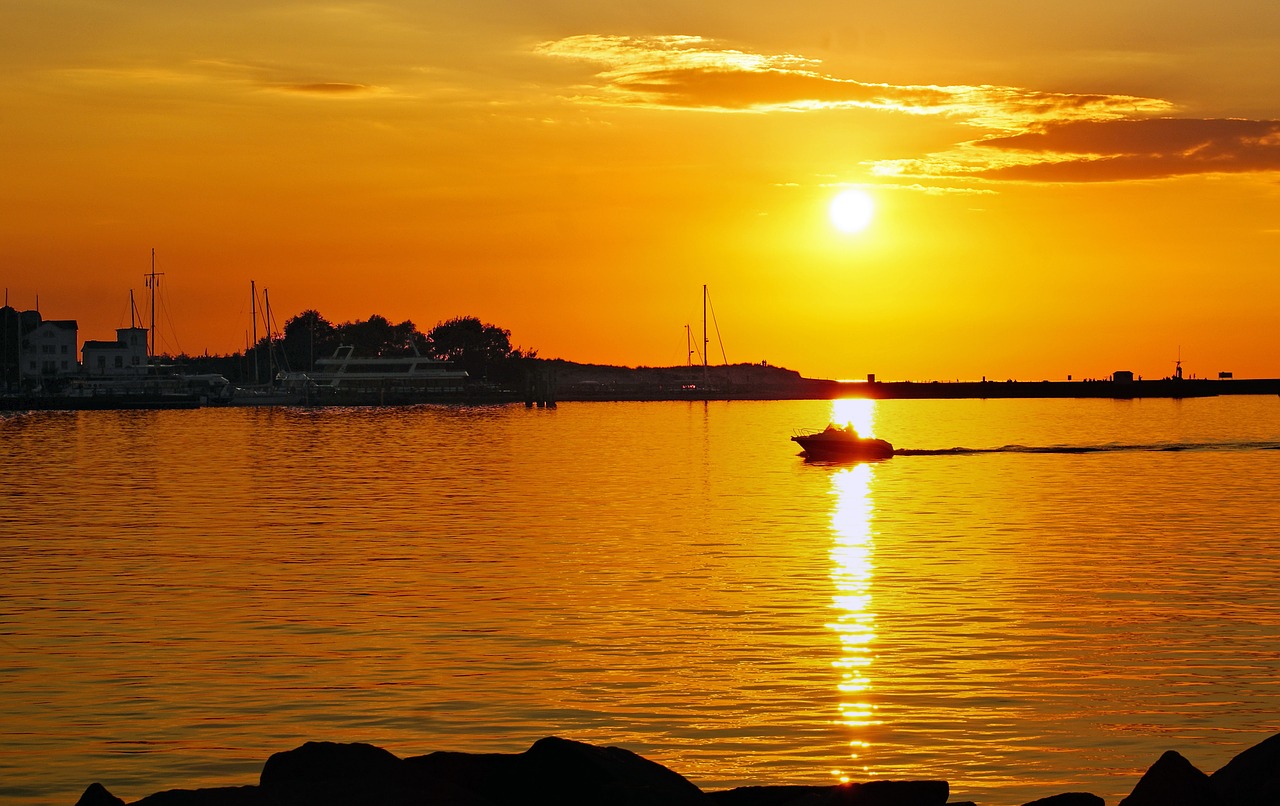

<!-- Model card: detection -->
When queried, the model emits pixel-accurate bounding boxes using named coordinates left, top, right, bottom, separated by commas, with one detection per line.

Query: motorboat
left=791, top=423, right=894, bottom=461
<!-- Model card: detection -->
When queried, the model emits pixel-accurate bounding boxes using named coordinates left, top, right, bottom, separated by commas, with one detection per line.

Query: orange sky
left=3, top=2, right=1279, bottom=381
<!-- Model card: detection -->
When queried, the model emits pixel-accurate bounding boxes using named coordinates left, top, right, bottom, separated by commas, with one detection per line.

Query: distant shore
left=548, top=361, right=1280, bottom=402
left=5, top=361, right=1278, bottom=412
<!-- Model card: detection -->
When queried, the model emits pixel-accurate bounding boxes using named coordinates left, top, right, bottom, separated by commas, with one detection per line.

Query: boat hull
left=791, top=434, right=894, bottom=461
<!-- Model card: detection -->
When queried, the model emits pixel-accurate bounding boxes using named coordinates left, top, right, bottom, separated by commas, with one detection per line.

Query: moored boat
left=791, top=424, right=894, bottom=461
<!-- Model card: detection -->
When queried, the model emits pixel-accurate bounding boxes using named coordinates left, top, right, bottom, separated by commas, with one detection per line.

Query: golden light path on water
left=826, top=398, right=879, bottom=784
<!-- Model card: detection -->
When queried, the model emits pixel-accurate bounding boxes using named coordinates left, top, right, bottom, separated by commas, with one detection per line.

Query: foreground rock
left=75, top=731, right=1280, bottom=806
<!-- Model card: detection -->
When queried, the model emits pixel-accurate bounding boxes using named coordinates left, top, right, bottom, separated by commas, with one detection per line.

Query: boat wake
left=895, top=440, right=1280, bottom=456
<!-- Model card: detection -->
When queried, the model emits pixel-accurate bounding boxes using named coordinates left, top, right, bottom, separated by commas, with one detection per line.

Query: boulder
left=707, top=784, right=834, bottom=805
left=707, top=780, right=947, bottom=805
left=75, top=783, right=125, bottom=806
left=517, top=735, right=707, bottom=805
left=132, top=786, right=263, bottom=805
left=1020, top=794, right=1103, bottom=806
left=1118, top=749, right=1211, bottom=806
left=257, top=741, right=412, bottom=804
left=1209, top=732, right=1280, bottom=806
left=403, top=749, right=529, bottom=804
left=259, top=741, right=404, bottom=788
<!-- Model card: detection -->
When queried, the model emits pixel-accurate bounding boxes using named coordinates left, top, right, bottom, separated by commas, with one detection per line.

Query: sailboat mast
left=264, top=288, right=274, bottom=382
left=251, top=280, right=259, bottom=383
left=702, top=284, right=709, bottom=385
left=144, top=248, right=164, bottom=362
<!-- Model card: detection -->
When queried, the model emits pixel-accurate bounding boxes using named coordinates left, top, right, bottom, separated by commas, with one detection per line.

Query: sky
left=3, top=1, right=1280, bottom=381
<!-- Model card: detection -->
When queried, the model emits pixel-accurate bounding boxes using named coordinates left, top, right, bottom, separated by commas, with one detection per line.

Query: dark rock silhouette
left=75, top=783, right=125, bottom=806
left=1118, top=750, right=1212, bottom=806
left=707, top=780, right=948, bottom=805
left=132, top=786, right=260, bottom=805
left=1020, top=794, right=1104, bottom=806
left=1208, top=732, right=1280, bottom=805
left=74, top=731, right=1280, bottom=806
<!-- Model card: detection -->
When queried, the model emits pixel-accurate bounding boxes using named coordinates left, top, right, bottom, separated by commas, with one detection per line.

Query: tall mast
left=264, top=288, right=274, bottom=381
left=702, top=284, right=709, bottom=386
left=251, top=280, right=259, bottom=383
left=144, top=248, right=164, bottom=361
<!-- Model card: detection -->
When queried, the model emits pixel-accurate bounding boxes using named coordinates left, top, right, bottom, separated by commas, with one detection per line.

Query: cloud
left=972, top=117, right=1280, bottom=181
left=536, top=34, right=1280, bottom=184
left=269, top=82, right=381, bottom=96
left=535, top=34, right=1169, bottom=130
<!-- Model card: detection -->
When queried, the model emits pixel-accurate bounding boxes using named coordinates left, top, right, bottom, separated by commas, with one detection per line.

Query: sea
left=2, top=396, right=1279, bottom=805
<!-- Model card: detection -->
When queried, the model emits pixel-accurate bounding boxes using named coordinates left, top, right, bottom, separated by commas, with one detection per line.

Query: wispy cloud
left=267, top=82, right=383, bottom=96
left=537, top=35, right=1280, bottom=184
left=535, top=35, right=1169, bottom=130
left=59, top=60, right=388, bottom=100
left=973, top=117, right=1280, bottom=181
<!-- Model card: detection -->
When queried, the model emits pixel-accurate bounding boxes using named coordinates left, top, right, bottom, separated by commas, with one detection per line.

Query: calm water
left=3, top=397, right=1279, bottom=805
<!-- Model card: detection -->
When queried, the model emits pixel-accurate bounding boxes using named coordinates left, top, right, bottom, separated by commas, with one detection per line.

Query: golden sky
left=4, top=1, right=1280, bottom=380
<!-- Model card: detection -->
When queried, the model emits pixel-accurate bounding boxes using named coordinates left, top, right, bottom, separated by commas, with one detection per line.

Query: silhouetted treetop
left=424, top=316, right=535, bottom=378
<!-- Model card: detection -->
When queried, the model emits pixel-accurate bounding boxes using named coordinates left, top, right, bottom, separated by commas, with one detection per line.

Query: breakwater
left=550, top=361, right=1280, bottom=402
left=75, top=732, right=1280, bottom=806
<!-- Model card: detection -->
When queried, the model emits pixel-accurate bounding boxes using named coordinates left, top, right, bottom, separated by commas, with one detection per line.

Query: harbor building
left=82, top=327, right=150, bottom=376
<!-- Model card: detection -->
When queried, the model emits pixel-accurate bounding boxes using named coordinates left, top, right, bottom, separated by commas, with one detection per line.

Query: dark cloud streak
left=976, top=117, right=1280, bottom=181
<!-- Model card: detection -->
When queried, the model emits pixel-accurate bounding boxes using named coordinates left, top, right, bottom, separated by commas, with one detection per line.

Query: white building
left=20, top=319, right=78, bottom=380
left=82, top=327, right=149, bottom=376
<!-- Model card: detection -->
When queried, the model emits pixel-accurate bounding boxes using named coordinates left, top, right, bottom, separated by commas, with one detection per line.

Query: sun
left=829, top=189, right=875, bottom=234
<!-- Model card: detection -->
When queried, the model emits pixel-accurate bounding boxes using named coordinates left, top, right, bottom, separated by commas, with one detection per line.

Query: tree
left=282, top=310, right=337, bottom=371
left=425, top=316, right=524, bottom=379
left=332, top=315, right=420, bottom=357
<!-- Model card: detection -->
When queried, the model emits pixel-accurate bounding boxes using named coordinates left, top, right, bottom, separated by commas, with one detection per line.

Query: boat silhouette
left=791, top=424, right=894, bottom=461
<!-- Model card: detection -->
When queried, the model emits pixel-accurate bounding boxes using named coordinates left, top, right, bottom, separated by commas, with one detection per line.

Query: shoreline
left=4, top=361, right=1279, bottom=411
left=75, top=731, right=1280, bottom=806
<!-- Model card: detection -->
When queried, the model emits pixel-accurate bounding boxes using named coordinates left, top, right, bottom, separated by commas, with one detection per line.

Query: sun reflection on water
left=828, top=461, right=880, bottom=783
left=831, top=398, right=876, bottom=437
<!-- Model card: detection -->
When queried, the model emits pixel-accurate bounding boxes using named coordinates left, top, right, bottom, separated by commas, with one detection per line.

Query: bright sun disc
left=829, top=190, right=874, bottom=234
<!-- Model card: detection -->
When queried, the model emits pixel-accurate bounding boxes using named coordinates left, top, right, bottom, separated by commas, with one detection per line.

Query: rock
left=258, top=741, right=413, bottom=805
left=66, top=732, right=1280, bottom=806
left=1020, top=794, right=1103, bottom=806
left=849, top=780, right=948, bottom=805
left=1209, top=732, right=1280, bottom=806
left=131, top=786, right=262, bottom=805
left=518, top=735, right=708, bottom=805
left=707, top=780, right=947, bottom=805
left=1118, top=749, right=1211, bottom=806
left=75, top=783, right=125, bottom=806
left=259, top=741, right=404, bottom=788
left=403, top=748, right=529, bottom=804
left=707, top=785, right=834, bottom=805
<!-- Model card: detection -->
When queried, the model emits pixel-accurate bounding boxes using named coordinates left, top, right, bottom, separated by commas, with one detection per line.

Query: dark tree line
left=171, top=313, right=536, bottom=385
